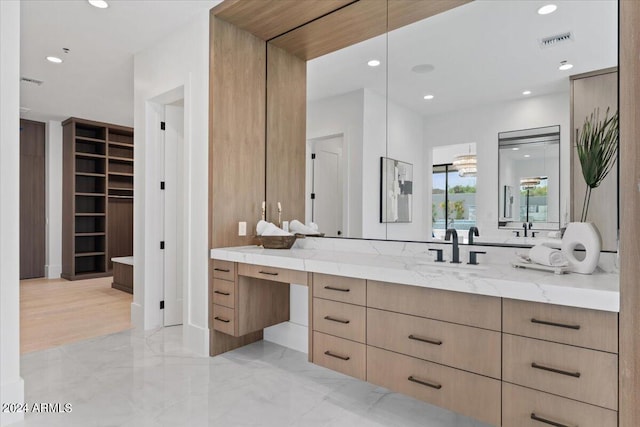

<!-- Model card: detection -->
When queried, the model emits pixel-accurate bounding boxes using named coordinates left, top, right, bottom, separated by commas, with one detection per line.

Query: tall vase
left=561, top=222, right=602, bottom=274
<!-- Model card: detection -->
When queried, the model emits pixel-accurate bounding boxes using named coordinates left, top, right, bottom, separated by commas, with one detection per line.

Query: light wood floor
left=20, top=276, right=133, bottom=354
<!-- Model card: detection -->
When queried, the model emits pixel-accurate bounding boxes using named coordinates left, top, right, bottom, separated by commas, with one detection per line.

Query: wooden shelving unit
left=62, top=118, right=134, bottom=280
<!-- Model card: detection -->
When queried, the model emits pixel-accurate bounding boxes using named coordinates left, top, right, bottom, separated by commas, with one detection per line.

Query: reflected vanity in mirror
left=498, top=125, right=560, bottom=231
left=305, top=0, right=618, bottom=246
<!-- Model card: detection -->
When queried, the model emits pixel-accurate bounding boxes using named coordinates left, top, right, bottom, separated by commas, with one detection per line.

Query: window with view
left=432, top=164, right=477, bottom=234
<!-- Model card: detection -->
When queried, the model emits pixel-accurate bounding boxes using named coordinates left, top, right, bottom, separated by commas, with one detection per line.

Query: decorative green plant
left=576, top=107, right=619, bottom=222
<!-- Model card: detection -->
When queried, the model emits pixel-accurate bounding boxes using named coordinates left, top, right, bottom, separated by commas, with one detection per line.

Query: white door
left=312, top=136, right=343, bottom=237
left=163, top=103, right=184, bottom=326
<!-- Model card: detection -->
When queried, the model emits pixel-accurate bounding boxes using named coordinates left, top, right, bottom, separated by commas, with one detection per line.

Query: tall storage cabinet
left=62, top=118, right=134, bottom=280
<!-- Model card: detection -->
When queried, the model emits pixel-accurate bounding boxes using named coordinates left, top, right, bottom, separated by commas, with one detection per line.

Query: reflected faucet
left=444, top=228, right=461, bottom=264
left=522, top=222, right=532, bottom=237
left=468, top=226, right=479, bottom=245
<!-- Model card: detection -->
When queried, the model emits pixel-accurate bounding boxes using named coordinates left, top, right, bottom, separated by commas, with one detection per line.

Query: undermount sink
left=414, top=260, right=489, bottom=272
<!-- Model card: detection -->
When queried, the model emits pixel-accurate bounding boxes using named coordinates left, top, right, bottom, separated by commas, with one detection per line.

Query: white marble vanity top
left=210, top=243, right=619, bottom=312
left=111, top=256, right=134, bottom=266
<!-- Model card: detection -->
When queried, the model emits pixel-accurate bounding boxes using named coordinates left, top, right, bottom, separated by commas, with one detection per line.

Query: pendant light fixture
left=452, top=145, right=477, bottom=177
left=520, top=177, right=541, bottom=189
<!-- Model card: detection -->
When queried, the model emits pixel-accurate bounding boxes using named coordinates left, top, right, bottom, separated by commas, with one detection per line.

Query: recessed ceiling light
left=367, top=59, right=381, bottom=67
left=46, top=56, right=63, bottom=64
left=412, top=64, right=435, bottom=74
left=512, top=147, right=520, bottom=151
left=537, top=4, right=557, bottom=15
left=522, top=90, right=532, bottom=95
left=524, top=154, right=531, bottom=158
left=88, top=0, right=109, bottom=8
left=423, top=94, right=434, bottom=100
left=559, top=60, right=573, bottom=71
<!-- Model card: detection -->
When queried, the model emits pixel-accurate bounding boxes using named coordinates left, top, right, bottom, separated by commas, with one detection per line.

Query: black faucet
left=522, top=222, right=528, bottom=237
left=444, top=228, right=461, bottom=264
left=522, top=222, right=533, bottom=237
left=468, top=226, right=479, bottom=245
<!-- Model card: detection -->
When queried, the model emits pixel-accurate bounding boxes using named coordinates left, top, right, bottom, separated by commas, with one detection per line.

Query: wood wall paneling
left=266, top=43, right=307, bottom=223
left=211, top=0, right=355, bottom=41
left=570, top=69, right=618, bottom=251
left=107, top=199, right=133, bottom=270
left=619, top=1, right=640, bottom=426
left=19, top=119, right=46, bottom=279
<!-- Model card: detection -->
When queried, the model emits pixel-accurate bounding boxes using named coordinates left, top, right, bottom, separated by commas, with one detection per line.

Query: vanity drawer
left=313, top=273, right=366, bottom=305
left=212, top=277, right=235, bottom=309
left=313, top=298, right=366, bottom=343
left=367, top=308, right=501, bottom=378
left=238, top=263, right=308, bottom=285
left=503, top=334, right=618, bottom=410
left=212, top=304, right=236, bottom=336
left=212, top=259, right=235, bottom=281
left=367, top=346, right=501, bottom=427
left=367, top=280, right=501, bottom=331
left=312, top=331, right=365, bottom=380
left=502, top=383, right=617, bottom=427
left=503, top=298, right=618, bottom=353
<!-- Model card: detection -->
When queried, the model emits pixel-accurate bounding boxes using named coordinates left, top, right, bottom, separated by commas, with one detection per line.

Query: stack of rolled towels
left=529, top=242, right=568, bottom=267
left=256, top=220, right=291, bottom=236
left=289, top=220, right=319, bottom=235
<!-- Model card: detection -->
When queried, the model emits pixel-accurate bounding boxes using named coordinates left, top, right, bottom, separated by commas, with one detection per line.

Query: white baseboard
left=45, top=264, right=61, bottom=279
left=130, top=302, right=143, bottom=330
left=264, top=321, right=308, bottom=354
left=0, top=377, right=24, bottom=426
left=183, top=323, right=209, bottom=356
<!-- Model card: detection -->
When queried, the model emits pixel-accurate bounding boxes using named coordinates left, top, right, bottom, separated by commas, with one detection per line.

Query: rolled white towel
left=257, top=221, right=292, bottom=236
left=309, top=222, right=319, bottom=232
left=529, top=243, right=568, bottom=267
left=290, top=220, right=319, bottom=235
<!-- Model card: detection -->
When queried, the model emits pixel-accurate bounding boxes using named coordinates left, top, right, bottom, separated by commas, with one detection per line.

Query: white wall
left=45, top=121, right=62, bottom=279
left=0, top=1, right=25, bottom=424
left=423, top=92, right=570, bottom=238
left=362, top=89, right=387, bottom=239
left=133, top=12, right=210, bottom=355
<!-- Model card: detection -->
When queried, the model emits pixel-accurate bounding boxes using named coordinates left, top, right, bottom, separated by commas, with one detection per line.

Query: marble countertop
left=210, top=245, right=619, bottom=312
left=111, top=256, right=133, bottom=266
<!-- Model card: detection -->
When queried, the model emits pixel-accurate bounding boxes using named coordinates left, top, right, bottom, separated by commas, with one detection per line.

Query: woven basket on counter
left=257, top=235, right=297, bottom=249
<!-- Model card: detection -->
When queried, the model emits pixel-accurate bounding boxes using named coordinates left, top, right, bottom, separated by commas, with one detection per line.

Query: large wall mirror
left=306, top=0, right=618, bottom=245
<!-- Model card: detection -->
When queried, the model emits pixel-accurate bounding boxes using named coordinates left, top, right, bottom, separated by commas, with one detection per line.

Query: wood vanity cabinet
left=501, top=299, right=619, bottom=427
left=211, top=261, right=293, bottom=337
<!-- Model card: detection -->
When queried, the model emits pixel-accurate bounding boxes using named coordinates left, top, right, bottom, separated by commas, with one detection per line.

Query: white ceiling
left=20, top=0, right=220, bottom=126
left=307, top=0, right=618, bottom=117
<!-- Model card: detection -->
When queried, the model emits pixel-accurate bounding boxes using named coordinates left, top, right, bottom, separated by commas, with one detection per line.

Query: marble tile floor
left=14, top=327, right=490, bottom=427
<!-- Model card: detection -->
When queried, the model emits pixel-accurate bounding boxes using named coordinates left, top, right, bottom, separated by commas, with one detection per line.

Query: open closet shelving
left=62, top=117, right=134, bottom=280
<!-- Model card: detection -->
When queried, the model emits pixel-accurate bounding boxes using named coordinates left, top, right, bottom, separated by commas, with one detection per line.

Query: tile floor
left=14, top=327, right=489, bottom=426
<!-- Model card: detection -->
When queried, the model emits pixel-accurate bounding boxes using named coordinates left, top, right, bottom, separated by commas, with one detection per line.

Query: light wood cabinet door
left=503, top=298, right=618, bottom=353
left=312, top=273, right=366, bottom=305
left=212, top=278, right=235, bottom=309
left=502, top=383, right=618, bottom=427
left=313, top=298, right=366, bottom=343
left=212, top=260, right=235, bottom=281
left=312, top=331, right=366, bottom=380
left=367, top=346, right=501, bottom=427
left=238, top=263, right=308, bottom=285
left=503, top=334, right=618, bottom=410
left=367, top=308, right=501, bottom=378
left=367, top=280, right=501, bottom=331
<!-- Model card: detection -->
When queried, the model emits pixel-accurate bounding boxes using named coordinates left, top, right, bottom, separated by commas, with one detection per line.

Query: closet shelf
left=109, top=156, right=134, bottom=163
left=75, top=251, right=105, bottom=257
left=76, top=136, right=105, bottom=143
left=76, top=172, right=106, bottom=178
left=76, top=152, right=106, bottom=160
left=108, top=141, right=134, bottom=148
left=75, top=192, right=106, bottom=197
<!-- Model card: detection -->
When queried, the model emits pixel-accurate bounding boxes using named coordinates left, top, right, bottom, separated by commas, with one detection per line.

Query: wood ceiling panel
left=388, top=0, right=472, bottom=32
left=269, top=0, right=387, bottom=61
left=211, top=0, right=356, bottom=41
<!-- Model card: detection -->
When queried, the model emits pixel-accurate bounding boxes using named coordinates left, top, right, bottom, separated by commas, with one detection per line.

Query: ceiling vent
left=539, top=31, right=574, bottom=48
left=20, top=77, right=44, bottom=86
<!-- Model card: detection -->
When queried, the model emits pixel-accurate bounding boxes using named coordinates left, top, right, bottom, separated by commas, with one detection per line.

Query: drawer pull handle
left=214, top=268, right=230, bottom=272
left=531, top=413, right=576, bottom=427
left=214, top=290, right=230, bottom=296
left=324, top=316, right=350, bottom=324
left=408, top=334, right=442, bottom=346
left=258, top=270, right=279, bottom=276
left=214, top=316, right=230, bottom=323
left=407, top=375, right=442, bottom=390
left=531, top=318, right=581, bottom=330
left=324, top=350, right=350, bottom=361
left=531, top=362, right=581, bottom=378
left=324, top=286, right=350, bottom=292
